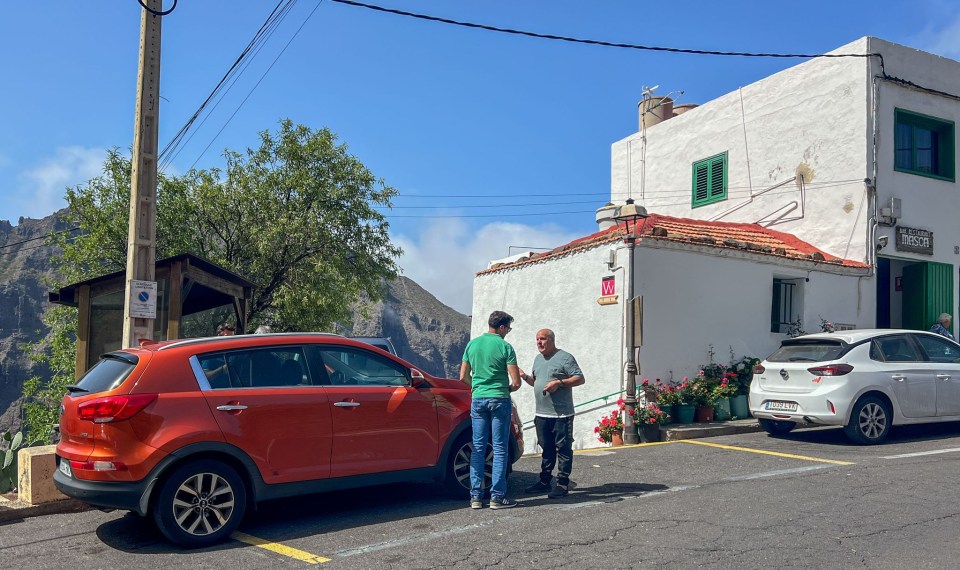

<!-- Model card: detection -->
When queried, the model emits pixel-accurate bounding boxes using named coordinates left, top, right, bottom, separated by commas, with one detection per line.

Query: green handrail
left=521, top=389, right=625, bottom=427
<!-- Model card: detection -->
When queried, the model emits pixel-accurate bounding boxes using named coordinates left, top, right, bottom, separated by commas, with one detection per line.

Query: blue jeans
left=470, top=397, right=512, bottom=500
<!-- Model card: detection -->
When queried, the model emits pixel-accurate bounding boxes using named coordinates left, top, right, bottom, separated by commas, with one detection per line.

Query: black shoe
left=524, top=480, right=552, bottom=494
left=489, top=496, right=517, bottom=509
left=470, top=498, right=483, bottom=509
left=548, top=483, right=569, bottom=499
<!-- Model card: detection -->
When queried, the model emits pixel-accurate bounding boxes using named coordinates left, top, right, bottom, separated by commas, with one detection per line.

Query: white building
left=471, top=37, right=960, bottom=452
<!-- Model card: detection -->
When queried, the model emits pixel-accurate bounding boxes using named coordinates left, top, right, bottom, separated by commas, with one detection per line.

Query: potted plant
left=635, top=403, right=669, bottom=442
left=594, top=400, right=626, bottom=446
left=690, top=373, right=716, bottom=422
left=729, top=356, right=758, bottom=418
left=671, top=378, right=696, bottom=424
left=712, top=374, right=738, bottom=421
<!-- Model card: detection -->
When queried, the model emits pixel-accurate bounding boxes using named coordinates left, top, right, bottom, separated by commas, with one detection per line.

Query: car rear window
left=75, top=354, right=138, bottom=394
left=766, top=341, right=846, bottom=363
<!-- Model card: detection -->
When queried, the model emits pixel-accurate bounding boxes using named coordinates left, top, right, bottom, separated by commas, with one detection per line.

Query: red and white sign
left=601, top=276, right=616, bottom=296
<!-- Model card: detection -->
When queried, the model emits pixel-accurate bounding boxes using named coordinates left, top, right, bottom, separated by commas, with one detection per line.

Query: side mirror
left=410, top=368, right=426, bottom=387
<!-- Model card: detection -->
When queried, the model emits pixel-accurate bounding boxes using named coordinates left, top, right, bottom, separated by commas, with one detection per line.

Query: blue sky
left=2, top=0, right=959, bottom=313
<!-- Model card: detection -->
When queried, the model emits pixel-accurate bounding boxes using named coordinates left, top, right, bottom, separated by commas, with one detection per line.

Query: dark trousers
left=534, top=415, right=574, bottom=486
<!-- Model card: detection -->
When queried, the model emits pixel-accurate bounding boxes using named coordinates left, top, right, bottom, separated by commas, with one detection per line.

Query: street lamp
left=613, top=198, right=648, bottom=445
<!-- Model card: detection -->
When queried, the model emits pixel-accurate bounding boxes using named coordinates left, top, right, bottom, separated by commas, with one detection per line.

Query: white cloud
left=393, top=219, right=583, bottom=315
left=914, top=7, right=960, bottom=59
left=11, top=146, right=106, bottom=221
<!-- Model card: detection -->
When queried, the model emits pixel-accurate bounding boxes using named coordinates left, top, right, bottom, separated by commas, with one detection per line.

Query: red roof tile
left=478, top=213, right=869, bottom=275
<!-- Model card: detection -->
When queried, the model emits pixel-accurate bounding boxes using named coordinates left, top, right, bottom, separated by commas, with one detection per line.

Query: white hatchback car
left=750, top=329, right=960, bottom=444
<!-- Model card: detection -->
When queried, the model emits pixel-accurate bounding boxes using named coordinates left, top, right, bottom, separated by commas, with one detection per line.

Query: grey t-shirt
left=532, top=349, right=583, bottom=418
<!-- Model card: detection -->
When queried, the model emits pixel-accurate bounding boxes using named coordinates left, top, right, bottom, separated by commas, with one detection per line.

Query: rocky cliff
left=0, top=211, right=470, bottom=435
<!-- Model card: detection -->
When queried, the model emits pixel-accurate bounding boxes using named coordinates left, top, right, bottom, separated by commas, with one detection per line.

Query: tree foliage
left=24, top=120, right=401, bottom=442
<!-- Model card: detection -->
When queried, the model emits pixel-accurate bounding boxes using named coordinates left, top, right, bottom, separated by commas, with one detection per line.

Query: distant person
left=254, top=325, right=272, bottom=334
left=460, top=310, right=521, bottom=510
left=930, top=313, right=955, bottom=341
left=519, top=328, right=584, bottom=499
left=216, top=323, right=236, bottom=336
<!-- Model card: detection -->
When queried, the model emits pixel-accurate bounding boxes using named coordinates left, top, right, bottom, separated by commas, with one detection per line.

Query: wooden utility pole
left=122, top=0, right=162, bottom=348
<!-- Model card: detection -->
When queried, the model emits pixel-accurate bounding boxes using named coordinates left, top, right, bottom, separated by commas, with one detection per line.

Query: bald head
left=536, top=328, right=557, bottom=356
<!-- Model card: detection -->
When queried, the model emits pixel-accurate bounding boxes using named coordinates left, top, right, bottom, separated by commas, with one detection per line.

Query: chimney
left=595, top=203, right=618, bottom=231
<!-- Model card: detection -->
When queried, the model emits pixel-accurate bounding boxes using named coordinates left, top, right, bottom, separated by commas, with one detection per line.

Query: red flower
left=642, top=378, right=649, bottom=386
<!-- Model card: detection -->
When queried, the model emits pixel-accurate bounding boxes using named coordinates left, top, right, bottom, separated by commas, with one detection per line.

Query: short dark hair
left=488, top=310, right=513, bottom=329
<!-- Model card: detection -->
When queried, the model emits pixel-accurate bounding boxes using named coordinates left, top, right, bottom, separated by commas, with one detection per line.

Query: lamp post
left=614, top=198, right=648, bottom=445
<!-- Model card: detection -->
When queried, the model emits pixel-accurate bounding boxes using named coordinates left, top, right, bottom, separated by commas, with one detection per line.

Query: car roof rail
left=157, top=332, right=346, bottom=351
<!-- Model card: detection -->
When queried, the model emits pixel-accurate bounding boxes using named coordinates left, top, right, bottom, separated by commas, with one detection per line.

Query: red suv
left=54, top=334, right=523, bottom=547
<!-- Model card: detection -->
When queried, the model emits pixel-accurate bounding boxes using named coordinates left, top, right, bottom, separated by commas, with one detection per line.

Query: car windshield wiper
left=66, top=384, right=89, bottom=394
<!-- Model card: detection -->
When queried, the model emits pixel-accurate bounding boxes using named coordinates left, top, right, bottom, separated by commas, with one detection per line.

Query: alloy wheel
left=171, top=472, right=236, bottom=536
left=452, top=441, right=493, bottom=492
left=856, top=402, right=887, bottom=440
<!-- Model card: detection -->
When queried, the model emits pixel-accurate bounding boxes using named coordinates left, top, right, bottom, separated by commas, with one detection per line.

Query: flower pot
left=695, top=405, right=715, bottom=423
left=639, top=423, right=661, bottom=443
left=660, top=410, right=673, bottom=425
left=714, top=398, right=731, bottom=421
left=730, top=394, right=750, bottom=418
left=674, top=404, right=695, bottom=424
left=611, top=430, right=624, bottom=446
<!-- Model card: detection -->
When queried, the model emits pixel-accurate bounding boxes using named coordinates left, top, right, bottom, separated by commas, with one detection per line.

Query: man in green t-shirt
left=460, top=310, right=521, bottom=510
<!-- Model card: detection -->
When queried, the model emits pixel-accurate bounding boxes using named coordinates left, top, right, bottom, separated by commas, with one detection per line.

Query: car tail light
left=807, top=364, right=854, bottom=376
left=753, top=364, right=765, bottom=374
left=77, top=394, right=158, bottom=423
left=71, top=460, right=128, bottom=472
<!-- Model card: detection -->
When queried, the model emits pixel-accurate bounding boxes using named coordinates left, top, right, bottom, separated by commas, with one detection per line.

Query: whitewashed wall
left=472, top=245, right=624, bottom=453
left=471, top=240, right=868, bottom=451
left=871, top=37, right=960, bottom=323
left=611, top=37, right=872, bottom=263
left=631, top=244, right=869, bottom=383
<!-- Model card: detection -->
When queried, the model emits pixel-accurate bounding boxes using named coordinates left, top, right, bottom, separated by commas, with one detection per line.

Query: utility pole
left=122, top=0, right=162, bottom=348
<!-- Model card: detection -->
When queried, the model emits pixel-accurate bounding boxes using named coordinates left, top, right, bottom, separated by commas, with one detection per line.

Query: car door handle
left=891, top=375, right=906, bottom=381
left=334, top=401, right=361, bottom=407
left=937, top=374, right=951, bottom=380
left=216, top=405, right=248, bottom=411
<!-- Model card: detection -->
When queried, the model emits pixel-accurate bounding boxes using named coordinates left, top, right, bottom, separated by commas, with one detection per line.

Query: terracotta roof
left=478, top=213, right=870, bottom=275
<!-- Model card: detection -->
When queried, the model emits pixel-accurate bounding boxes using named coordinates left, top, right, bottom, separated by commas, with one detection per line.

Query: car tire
left=843, top=395, right=891, bottom=445
left=445, top=433, right=493, bottom=499
left=152, top=460, right=247, bottom=548
left=758, top=418, right=796, bottom=437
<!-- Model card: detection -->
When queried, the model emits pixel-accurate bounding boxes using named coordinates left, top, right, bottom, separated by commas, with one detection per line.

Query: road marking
left=724, top=465, right=835, bottom=481
left=335, top=518, right=513, bottom=557
left=231, top=531, right=330, bottom=564
left=680, top=440, right=855, bottom=465
left=882, top=447, right=960, bottom=459
left=575, top=441, right=675, bottom=454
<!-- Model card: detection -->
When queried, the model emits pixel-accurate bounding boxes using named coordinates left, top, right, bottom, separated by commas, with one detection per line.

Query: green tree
left=24, top=120, right=401, bottom=442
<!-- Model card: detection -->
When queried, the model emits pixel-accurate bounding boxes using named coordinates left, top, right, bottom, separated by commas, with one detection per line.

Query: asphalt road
left=4, top=423, right=960, bottom=569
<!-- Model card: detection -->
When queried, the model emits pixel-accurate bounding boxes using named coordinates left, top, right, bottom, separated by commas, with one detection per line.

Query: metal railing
left=521, top=389, right=625, bottom=429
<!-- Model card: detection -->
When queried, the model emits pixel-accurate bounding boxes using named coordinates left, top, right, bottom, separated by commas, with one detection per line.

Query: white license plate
left=58, top=458, right=72, bottom=478
left=766, top=401, right=798, bottom=412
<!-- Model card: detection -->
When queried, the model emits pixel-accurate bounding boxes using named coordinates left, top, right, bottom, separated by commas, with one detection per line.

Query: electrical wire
left=136, top=0, right=177, bottom=17
left=158, top=0, right=295, bottom=171
left=0, top=227, right=81, bottom=250
left=187, top=0, right=325, bottom=171
left=330, top=0, right=884, bottom=68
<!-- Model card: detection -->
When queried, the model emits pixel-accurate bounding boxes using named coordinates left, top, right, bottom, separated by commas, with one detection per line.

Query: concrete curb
left=0, top=497, right=92, bottom=524
left=663, top=419, right=763, bottom=441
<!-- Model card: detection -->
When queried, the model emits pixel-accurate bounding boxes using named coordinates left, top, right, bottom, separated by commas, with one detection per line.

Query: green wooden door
left=901, top=262, right=954, bottom=333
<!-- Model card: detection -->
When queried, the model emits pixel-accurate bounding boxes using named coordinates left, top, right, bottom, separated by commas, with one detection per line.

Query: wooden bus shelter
left=49, top=253, right=253, bottom=377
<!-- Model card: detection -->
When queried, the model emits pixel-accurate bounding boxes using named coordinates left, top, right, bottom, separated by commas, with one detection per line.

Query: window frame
left=893, top=108, right=956, bottom=182
left=770, top=278, right=802, bottom=334
left=691, top=152, right=728, bottom=208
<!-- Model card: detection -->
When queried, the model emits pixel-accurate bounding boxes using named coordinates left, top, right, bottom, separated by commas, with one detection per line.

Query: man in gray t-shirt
left=519, top=328, right=584, bottom=498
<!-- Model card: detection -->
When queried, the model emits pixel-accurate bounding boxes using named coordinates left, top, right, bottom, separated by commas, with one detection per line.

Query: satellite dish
left=641, top=85, right=660, bottom=96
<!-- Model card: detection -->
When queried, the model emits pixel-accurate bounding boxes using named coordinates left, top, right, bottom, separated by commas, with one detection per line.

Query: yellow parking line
left=231, top=531, right=331, bottom=564
left=680, top=440, right=854, bottom=465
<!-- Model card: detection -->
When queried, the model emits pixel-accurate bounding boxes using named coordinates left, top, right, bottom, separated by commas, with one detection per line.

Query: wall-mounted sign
left=129, top=280, right=157, bottom=319
left=598, top=275, right=618, bottom=305
left=895, top=226, right=933, bottom=255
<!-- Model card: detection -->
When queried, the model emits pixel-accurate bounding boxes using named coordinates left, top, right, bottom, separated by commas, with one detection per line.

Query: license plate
left=58, top=458, right=72, bottom=478
left=766, top=401, right=798, bottom=412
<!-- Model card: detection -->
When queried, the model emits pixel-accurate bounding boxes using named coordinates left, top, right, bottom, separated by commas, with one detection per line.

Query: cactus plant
left=0, top=431, right=24, bottom=494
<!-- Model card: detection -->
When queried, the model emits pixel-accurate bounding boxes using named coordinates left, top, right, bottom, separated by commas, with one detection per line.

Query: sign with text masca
left=129, top=280, right=158, bottom=319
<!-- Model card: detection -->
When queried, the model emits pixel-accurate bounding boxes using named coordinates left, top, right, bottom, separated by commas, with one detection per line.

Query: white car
left=750, top=329, right=960, bottom=444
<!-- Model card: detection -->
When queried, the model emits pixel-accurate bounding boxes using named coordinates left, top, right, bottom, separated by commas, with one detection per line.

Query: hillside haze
left=0, top=211, right=470, bottom=435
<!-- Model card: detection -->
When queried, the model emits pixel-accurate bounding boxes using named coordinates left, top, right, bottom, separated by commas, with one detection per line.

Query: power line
left=159, top=0, right=295, bottom=171
left=187, top=0, right=325, bottom=171
left=0, top=227, right=81, bottom=250
left=330, top=0, right=884, bottom=69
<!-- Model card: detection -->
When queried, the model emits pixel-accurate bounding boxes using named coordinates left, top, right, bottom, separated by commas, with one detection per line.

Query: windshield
left=766, top=341, right=845, bottom=363
left=74, top=354, right=138, bottom=394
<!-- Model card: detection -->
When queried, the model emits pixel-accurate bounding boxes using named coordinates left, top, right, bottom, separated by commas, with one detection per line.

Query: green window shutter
left=894, top=108, right=956, bottom=182
left=692, top=152, right=728, bottom=208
